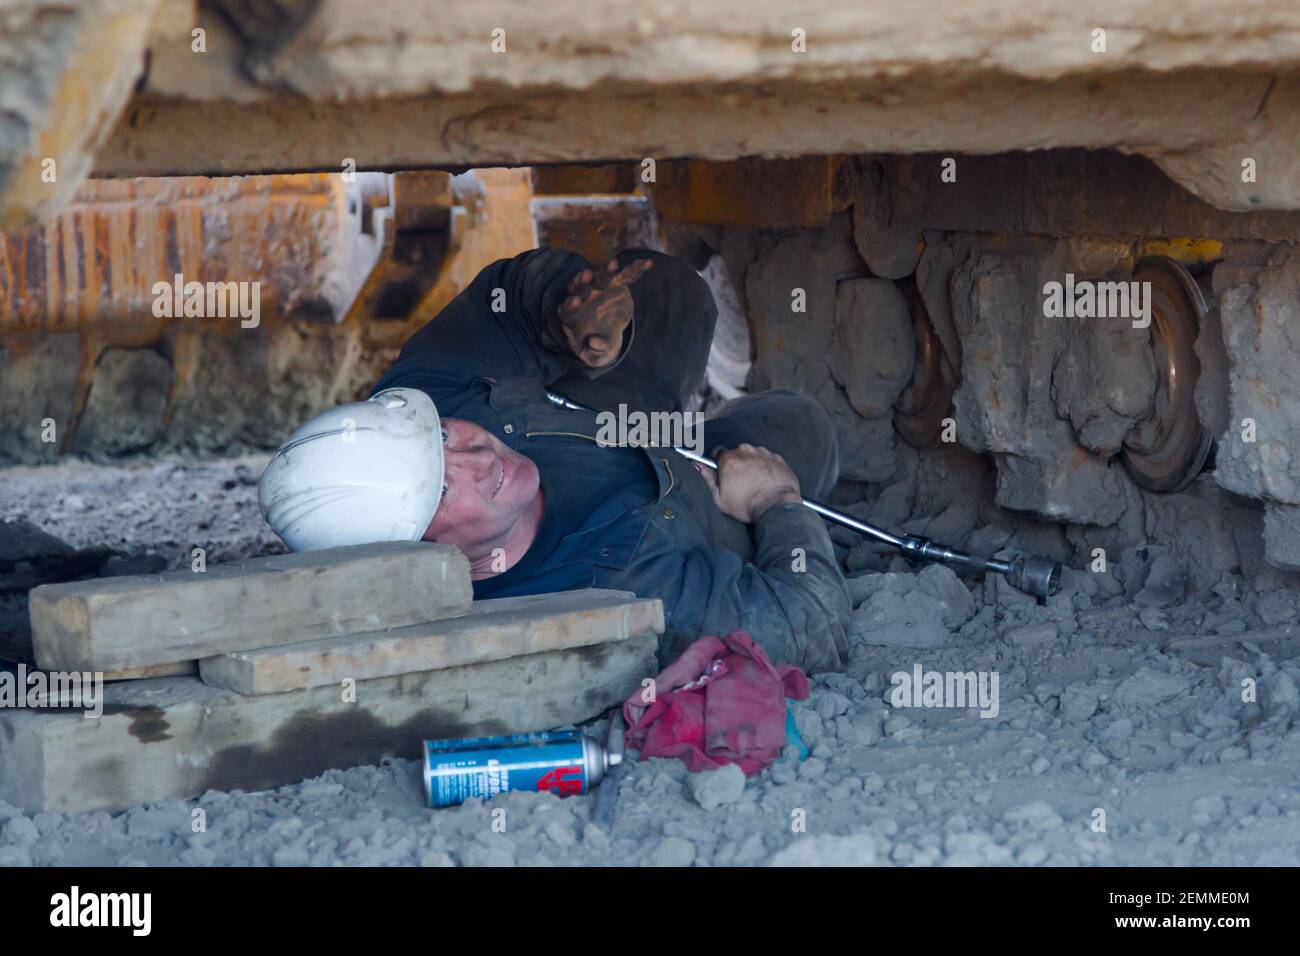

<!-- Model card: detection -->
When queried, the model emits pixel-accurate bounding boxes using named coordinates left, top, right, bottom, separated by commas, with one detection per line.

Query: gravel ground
left=0, top=454, right=282, bottom=566
left=2, top=457, right=1298, bottom=867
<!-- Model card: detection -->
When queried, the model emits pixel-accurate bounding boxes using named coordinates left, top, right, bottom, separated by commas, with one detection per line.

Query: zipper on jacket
left=524, top=430, right=599, bottom=442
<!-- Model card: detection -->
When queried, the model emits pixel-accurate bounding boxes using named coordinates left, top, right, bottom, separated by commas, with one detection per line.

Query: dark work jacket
left=371, top=248, right=850, bottom=673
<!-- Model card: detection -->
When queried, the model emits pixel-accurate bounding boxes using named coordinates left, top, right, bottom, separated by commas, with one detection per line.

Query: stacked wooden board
left=0, top=542, right=662, bottom=813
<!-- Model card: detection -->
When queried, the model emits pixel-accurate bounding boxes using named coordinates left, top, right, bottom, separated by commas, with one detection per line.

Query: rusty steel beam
left=343, top=171, right=456, bottom=323
left=0, top=167, right=537, bottom=464
left=0, top=174, right=387, bottom=331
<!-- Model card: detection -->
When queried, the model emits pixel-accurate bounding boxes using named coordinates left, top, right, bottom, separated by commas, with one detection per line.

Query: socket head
left=1005, top=553, right=1062, bottom=598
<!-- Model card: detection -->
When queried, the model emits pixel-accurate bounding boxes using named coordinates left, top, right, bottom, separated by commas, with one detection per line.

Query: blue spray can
left=423, top=730, right=620, bottom=808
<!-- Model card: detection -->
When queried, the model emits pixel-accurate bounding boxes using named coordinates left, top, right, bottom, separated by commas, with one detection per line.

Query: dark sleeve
left=371, top=248, right=624, bottom=403
left=609, top=503, right=852, bottom=674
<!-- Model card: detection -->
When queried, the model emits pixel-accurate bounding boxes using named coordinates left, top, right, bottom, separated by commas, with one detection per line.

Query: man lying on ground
left=259, top=248, right=851, bottom=672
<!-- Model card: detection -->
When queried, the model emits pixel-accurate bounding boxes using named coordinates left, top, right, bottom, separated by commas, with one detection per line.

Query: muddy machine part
left=544, top=392, right=1064, bottom=598
left=893, top=284, right=958, bottom=449
left=1120, top=256, right=1216, bottom=493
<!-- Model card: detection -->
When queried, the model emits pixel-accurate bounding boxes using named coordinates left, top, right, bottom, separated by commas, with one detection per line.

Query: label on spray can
left=423, top=730, right=607, bottom=808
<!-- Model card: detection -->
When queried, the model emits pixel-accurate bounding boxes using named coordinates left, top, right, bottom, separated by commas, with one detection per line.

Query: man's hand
left=557, top=257, right=654, bottom=368
left=696, top=443, right=802, bottom=524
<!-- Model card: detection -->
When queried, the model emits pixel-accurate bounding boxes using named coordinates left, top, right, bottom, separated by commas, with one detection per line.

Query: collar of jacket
left=481, top=375, right=681, bottom=502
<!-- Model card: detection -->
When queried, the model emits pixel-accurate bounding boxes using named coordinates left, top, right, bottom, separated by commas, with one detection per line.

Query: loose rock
left=686, top=764, right=747, bottom=811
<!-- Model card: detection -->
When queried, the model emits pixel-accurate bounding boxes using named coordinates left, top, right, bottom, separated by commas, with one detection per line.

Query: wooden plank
left=0, top=635, right=658, bottom=814
left=29, top=542, right=472, bottom=672
left=199, top=589, right=664, bottom=695
left=104, top=661, right=197, bottom=681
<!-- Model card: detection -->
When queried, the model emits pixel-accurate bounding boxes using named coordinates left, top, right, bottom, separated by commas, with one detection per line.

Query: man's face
left=422, top=418, right=540, bottom=551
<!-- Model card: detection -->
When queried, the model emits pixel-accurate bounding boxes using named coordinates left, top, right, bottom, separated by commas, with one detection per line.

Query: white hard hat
left=258, top=388, right=444, bottom=552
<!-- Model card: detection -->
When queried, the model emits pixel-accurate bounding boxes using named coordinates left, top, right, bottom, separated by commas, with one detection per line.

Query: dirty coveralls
left=371, top=248, right=851, bottom=673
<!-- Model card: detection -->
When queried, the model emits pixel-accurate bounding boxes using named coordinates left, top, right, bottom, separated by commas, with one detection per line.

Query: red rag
left=622, top=631, right=808, bottom=777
